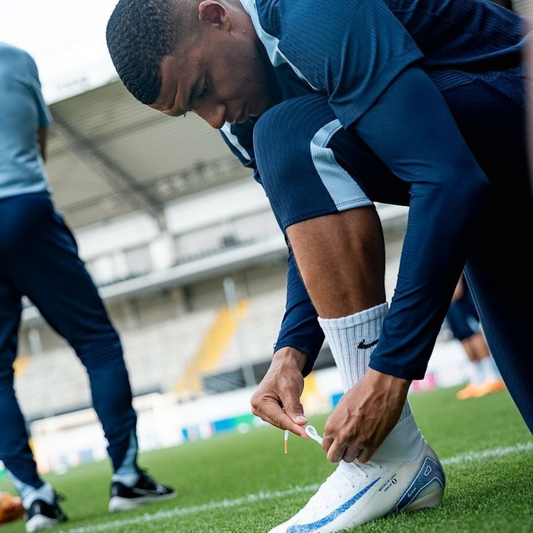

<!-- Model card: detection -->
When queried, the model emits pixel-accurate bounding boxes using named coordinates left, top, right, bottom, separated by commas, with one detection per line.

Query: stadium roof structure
left=23, top=79, right=408, bottom=324
left=47, top=78, right=409, bottom=234
left=46, top=79, right=252, bottom=230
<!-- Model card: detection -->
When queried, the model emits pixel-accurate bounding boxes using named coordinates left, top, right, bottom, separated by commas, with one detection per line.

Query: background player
left=0, top=41, right=175, bottom=532
left=446, top=276, right=505, bottom=400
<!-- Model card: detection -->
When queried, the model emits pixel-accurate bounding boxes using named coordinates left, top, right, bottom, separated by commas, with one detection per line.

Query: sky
left=1, top=0, right=120, bottom=103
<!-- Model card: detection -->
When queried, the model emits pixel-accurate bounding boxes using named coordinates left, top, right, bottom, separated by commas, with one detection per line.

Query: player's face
left=150, top=8, right=280, bottom=129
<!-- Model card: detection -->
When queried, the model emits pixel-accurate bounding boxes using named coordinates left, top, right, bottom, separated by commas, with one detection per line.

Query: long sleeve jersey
left=220, top=0, right=529, bottom=379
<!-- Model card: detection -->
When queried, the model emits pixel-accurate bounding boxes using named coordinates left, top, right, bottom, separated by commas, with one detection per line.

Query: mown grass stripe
left=57, top=440, right=533, bottom=533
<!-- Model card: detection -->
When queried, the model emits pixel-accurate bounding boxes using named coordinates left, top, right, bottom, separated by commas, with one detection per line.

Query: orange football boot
left=456, top=382, right=481, bottom=400
left=473, top=379, right=506, bottom=398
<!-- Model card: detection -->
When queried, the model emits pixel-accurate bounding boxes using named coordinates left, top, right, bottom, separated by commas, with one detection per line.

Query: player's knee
left=254, top=95, right=335, bottom=194
left=254, top=104, right=308, bottom=190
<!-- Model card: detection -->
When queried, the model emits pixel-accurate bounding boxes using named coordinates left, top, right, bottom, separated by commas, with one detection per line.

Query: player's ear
left=198, top=1, right=231, bottom=30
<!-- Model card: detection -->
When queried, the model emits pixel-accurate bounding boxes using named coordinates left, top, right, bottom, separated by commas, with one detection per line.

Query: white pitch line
left=56, top=441, right=533, bottom=533
left=440, top=441, right=533, bottom=466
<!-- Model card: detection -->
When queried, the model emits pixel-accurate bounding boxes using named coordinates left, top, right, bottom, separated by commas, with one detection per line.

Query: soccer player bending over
left=106, top=0, right=532, bottom=531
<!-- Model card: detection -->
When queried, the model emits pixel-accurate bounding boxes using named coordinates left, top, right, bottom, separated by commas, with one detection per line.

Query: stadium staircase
left=174, top=299, right=251, bottom=397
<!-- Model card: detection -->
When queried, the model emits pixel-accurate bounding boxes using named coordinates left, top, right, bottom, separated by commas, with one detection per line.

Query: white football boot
left=268, top=426, right=445, bottom=533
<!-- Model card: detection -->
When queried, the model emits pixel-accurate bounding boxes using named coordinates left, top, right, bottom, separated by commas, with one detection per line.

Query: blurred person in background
left=446, top=275, right=505, bottom=400
left=0, top=42, right=175, bottom=532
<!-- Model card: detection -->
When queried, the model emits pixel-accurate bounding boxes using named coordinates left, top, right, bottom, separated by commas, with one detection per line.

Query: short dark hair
left=106, top=0, right=181, bottom=105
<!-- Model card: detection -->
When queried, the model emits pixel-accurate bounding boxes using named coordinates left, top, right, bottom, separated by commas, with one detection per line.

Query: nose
left=195, top=101, right=226, bottom=129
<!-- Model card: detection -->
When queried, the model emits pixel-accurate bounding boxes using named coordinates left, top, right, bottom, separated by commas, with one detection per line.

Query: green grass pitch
left=1, top=385, right=532, bottom=533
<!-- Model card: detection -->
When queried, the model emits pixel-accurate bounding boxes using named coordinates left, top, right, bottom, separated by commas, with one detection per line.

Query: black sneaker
left=25, top=494, right=67, bottom=533
left=108, top=470, right=176, bottom=512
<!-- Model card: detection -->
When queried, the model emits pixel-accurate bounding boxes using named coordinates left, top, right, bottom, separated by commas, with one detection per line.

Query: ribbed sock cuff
left=318, top=303, right=388, bottom=391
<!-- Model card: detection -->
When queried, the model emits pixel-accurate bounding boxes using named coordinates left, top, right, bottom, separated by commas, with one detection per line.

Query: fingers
left=322, top=433, right=355, bottom=463
left=284, top=403, right=308, bottom=427
left=318, top=370, right=410, bottom=464
left=322, top=433, right=376, bottom=463
left=355, top=448, right=376, bottom=463
left=250, top=355, right=308, bottom=437
left=259, top=405, right=308, bottom=437
left=250, top=393, right=308, bottom=437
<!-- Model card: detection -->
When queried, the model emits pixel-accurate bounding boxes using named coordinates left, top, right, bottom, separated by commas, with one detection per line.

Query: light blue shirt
left=0, top=42, right=52, bottom=199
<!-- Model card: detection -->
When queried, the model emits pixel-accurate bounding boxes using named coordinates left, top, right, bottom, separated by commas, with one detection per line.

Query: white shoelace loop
left=305, top=425, right=376, bottom=477
left=305, top=425, right=323, bottom=444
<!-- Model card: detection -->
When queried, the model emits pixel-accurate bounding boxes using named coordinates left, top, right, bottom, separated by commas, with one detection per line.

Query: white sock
left=5, top=469, right=56, bottom=509
left=21, top=482, right=55, bottom=509
left=318, top=303, right=423, bottom=462
left=469, top=360, right=485, bottom=384
left=479, top=355, right=501, bottom=382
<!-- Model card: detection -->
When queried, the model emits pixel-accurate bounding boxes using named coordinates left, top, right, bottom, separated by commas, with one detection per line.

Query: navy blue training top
left=221, top=0, right=530, bottom=379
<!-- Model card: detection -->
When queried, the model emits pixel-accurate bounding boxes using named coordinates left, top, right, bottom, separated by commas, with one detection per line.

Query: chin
left=251, top=99, right=271, bottom=117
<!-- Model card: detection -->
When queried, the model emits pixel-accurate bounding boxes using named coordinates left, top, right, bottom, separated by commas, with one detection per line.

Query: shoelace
left=306, top=425, right=378, bottom=476
left=305, top=425, right=323, bottom=444
left=303, top=426, right=380, bottom=507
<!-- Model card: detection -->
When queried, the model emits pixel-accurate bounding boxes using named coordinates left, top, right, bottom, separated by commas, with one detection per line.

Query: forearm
left=355, top=67, right=490, bottom=379
left=274, top=249, right=324, bottom=376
